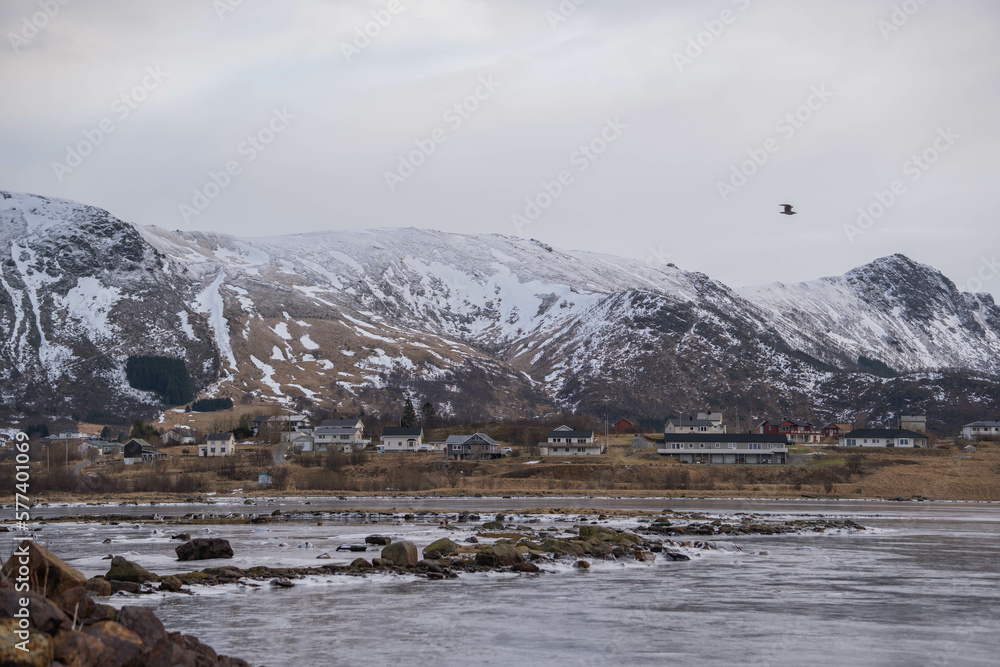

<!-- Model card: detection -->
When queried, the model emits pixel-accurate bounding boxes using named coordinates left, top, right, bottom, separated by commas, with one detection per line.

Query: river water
left=12, top=498, right=1000, bottom=666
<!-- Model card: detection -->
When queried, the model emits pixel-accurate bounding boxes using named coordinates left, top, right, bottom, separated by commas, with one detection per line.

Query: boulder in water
left=175, top=538, right=234, bottom=561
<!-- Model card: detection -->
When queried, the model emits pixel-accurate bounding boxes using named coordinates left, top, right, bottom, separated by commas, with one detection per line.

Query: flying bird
left=779, top=204, right=797, bottom=216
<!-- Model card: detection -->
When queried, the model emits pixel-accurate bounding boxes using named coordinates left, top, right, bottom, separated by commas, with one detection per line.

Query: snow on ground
left=177, top=311, right=198, bottom=340
left=55, top=276, right=121, bottom=338
left=300, top=334, right=319, bottom=350
left=272, top=323, right=292, bottom=340
left=250, top=356, right=283, bottom=396
left=193, top=272, right=237, bottom=373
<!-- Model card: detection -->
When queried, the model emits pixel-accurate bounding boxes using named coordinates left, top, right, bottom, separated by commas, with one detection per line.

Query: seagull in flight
left=779, top=204, right=797, bottom=216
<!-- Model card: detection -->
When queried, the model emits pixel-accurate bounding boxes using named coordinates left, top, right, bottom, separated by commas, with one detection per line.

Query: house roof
left=315, top=426, right=360, bottom=436
left=547, top=430, right=594, bottom=439
left=252, top=416, right=271, bottom=423
left=841, top=429, right=927, bottom=439
left=382, top=427, right=423, bottom=437
left=446, top=433, right=499, bottom=446
left=660, top=434, right=790, bottom=444
left=666, top=417, right=715, bottom=427
left=964, top=421, right=1000, bottom=427
left=125, top=438, right=151, bottom=448
left=207, top=432, right=234, bottom=441
left=321, top=419, right=362, bottom=428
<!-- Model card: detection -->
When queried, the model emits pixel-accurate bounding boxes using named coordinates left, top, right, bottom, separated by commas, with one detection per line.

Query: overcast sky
left=1, top=0, right=998, bottom=296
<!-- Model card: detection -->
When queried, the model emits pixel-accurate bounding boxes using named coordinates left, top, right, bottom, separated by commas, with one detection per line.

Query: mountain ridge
left=1, top=189, right=998, bottom=431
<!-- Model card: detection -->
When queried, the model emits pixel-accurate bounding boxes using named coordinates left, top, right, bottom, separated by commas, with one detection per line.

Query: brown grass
left=9, top=441, right=998, bottom=502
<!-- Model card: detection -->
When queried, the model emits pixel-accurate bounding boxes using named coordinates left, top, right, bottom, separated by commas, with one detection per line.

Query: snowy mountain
left=2, top=189, right=998, bottom=430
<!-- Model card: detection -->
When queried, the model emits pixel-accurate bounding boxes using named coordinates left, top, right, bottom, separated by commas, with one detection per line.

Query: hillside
left=1, top=189, right=999, bottom=431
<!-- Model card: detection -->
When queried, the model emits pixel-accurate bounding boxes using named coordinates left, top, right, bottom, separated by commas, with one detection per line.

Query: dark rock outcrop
left=176, top=538, right=234, bottom=561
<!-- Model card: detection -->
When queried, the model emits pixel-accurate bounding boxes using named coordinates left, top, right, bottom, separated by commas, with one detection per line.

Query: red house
left=758, top=419, right=823, bottom=444
left=614, top=419, right=636, bottom=434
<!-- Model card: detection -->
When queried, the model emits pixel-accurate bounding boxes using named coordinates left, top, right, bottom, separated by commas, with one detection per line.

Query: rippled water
left=17, top=499, right=1000, bottom=666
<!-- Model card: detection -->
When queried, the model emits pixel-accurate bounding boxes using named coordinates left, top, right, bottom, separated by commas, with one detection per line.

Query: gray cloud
left=1, top=0, right=998, bottom=296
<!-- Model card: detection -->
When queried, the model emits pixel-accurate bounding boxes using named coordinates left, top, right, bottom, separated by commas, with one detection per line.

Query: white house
left=199, top=432, right=236, bottom=457
left=838, top=429, right=928, bottom=448
left=314, top=418, right=368, bottom=452
left=381, top=427, right=424, bottom=452
left=665, top=412, right=726, bottom=434
left=540, top=426, right=603, bottom=455
left=961, top=421, right=1000, bottom=441
left=657, top=434, right=788, bottom=464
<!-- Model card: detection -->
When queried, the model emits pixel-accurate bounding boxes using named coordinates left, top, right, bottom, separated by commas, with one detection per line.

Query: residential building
left=665, top=412, right=726, bottom=434
left=254, top=414, right=312, bottom=437
left=540, top=425, right=602, bottom=455
left=821, top=423, right=849, bottom=439
left=657, top=434, right=789, bottom=464
left=614, top=419, right=636, bottom=434
left=199, top=432, right=236, bottom=457
left=123, top=439, right=166, bottom=465
left=759, top=420, right=823, bottom=444
left=838, top=429, right=928, bottom=448
left=381, top=427, right=424, bottom=452
left=161, top=429, right=195, bottom=445
left=314, top=419, right=368, bottom=452
left=961, top=421, right=1000, bottom=441
left=446, top=433, right=502, bottom=461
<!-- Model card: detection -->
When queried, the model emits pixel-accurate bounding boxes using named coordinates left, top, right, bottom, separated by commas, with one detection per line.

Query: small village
left=4, top=402, right=997, bottom=499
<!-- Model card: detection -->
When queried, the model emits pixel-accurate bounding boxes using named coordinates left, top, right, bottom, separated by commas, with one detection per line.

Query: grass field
left=11, top=438, right=998, bottom=503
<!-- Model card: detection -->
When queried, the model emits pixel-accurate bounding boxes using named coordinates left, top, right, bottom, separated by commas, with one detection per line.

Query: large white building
left=961, top=421, right=1000, bottom=441
left=314, top=419, right=369, bottom=452
left=838, top=429, right=927, bottom=448
left=657, top=434, right=788, bottom=464
left=540, top=425, right=603, bottom=456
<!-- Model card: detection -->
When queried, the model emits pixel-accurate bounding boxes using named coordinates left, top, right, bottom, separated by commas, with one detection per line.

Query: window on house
left=729, top=444, right=736, bottom=449
left=715, top=444, right=721, bottom=448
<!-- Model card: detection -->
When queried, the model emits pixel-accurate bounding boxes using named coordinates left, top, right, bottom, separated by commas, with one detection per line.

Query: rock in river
left=175, top=538, right=235, bottom=561
left=381, top=541, right=419, bottom=567
left=106, top=556, right=158, bottom=584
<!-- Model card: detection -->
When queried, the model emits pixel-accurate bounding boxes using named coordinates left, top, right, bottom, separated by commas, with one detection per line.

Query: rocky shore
left=66, top=513, right=866, bottom=589
left=0, top=541, right=252, bottom=667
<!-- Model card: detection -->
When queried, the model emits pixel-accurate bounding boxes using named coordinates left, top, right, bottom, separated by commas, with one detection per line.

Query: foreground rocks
left=0, top=541, right=253, bottom=666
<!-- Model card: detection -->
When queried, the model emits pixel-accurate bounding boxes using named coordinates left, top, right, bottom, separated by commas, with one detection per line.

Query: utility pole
left=604, top=414, right=609, bottom=454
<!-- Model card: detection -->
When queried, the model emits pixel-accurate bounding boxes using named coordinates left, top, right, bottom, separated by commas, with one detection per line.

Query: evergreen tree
left=401, top=399, right=417, bottom=428
left=421, top=401, right=437, bottom=428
